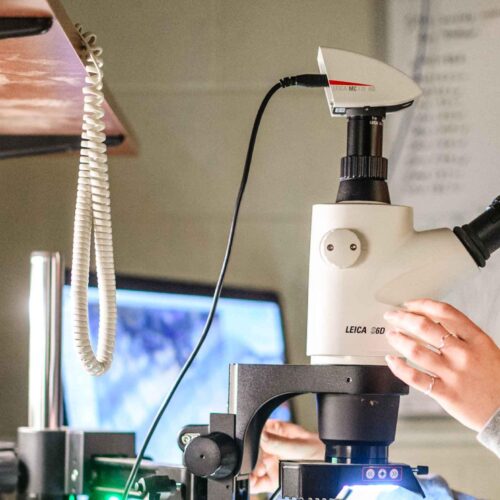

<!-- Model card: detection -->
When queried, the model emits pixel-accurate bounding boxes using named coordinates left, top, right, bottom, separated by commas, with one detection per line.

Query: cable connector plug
left=280, top=74, right=328, bottom=88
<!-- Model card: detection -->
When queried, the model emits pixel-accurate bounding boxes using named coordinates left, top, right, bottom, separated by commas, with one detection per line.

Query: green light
left=106, top=495, right=121, bottom=500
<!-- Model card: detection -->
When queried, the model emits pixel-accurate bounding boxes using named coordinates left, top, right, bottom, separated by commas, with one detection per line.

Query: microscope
left=2, top=48, right=500, bottom=500
left=179, top=48, right=500, bottom=499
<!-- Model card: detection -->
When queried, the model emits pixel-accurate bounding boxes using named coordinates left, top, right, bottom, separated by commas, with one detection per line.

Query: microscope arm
left=182, top=364, right=408, bottom=498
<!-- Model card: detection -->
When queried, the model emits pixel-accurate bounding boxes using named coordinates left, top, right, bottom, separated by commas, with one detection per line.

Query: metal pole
left=28, top=251, right=64, bottom=429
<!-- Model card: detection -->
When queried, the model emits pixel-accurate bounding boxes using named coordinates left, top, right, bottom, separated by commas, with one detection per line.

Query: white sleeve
left=477, top=407, right=500, bottom=458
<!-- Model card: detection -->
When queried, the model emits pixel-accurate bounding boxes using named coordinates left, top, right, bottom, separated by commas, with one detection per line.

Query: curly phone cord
left=71, top=25, right=116, bottom=376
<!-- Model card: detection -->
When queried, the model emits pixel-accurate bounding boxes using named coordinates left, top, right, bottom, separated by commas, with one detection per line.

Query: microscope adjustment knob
left=0, top=443, right=18, bottom=493
left=184, top=432, right=238, bottom=479
left=321, top=229, right=362, bottom=268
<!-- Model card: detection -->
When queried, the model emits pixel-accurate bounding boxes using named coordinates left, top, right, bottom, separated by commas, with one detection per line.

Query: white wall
left=0, top=1, right=498, bottom=498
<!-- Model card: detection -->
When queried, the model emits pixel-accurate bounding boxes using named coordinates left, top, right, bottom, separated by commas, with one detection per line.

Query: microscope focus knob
left=321, top=228, right=362, bottom=268
left=0, top=443, right=18, bottom=493
left=184, top=432, right=238, bottom=479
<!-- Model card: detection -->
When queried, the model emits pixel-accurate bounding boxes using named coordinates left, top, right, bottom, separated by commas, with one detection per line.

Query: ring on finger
left=436, top=332, right=454, bottom=354
left=424, top=374, right=436, bottom=396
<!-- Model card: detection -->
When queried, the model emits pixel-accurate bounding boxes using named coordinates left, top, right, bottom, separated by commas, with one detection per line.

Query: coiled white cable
left=71, top=25, right=116, bottom=376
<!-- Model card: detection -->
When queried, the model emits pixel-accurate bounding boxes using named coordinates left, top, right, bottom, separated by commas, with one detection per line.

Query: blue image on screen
left=62, top=284, right=290, bottom=464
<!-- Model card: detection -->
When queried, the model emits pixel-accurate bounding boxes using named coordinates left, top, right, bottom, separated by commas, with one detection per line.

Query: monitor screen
left=62, top=275, right=290, bottom=464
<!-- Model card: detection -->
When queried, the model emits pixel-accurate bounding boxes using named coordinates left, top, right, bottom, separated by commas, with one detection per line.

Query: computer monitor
left=62, top=273, right=291, bottom=464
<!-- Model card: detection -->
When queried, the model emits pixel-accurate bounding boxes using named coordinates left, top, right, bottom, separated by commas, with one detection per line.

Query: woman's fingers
left=260, top=431, right=321, bottom=460
left=385, top=354, right=440, bottom=397
left=386, top=330, right=448, bottom=375
left=402, top=299, right=485, bottom=343
left=260, top=431, right=299, bottom=458
left=249, top=470, right=276, bottom=494
left=385, top=300, right=500, bottom=432
left=251, top=421, right=323, bottom=495
left=252, top=457, right=267, bottom=478
left=249, top=453, right=279, bottom=494
left=251, top=421, right=324, bottom=494
left=384, top=309, right=461, bottom=349
left=263, top=419, right=316, bottom=440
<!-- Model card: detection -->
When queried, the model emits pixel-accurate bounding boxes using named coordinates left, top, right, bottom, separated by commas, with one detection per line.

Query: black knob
left=0, top=443, right=18, bottom=493
left=184, top=433, right=238, bottom=479
left=340, top=156, right=388, bottom=180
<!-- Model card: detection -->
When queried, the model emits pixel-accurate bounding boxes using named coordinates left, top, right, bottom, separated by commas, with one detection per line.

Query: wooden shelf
left=0, top=0, right=136, bottom=157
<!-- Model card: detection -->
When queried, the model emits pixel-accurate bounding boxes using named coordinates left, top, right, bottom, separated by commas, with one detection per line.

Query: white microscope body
left=307, top=48, right=479, bottom=365
left=307, top=204, right=478, bottom=364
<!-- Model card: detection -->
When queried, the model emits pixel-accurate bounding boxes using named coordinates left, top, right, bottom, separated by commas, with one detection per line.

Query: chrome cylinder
left=28, top=251, right=64, bottom=429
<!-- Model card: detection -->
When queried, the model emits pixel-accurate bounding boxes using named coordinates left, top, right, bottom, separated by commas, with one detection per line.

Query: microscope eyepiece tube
left=346, top=115, right=384, bottom=157
left=454, top=196, right=500, bottom=267
left=337, top=116, right=390, bottom=203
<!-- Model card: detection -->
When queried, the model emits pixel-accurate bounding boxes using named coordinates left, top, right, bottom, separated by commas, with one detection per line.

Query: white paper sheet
left=386, top=0, right=500, bottom=416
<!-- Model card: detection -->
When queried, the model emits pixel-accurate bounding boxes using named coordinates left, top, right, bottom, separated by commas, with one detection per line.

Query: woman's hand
left=249, top=420, right=325, bottom=494
left=384, top=299, right=500, bottom=431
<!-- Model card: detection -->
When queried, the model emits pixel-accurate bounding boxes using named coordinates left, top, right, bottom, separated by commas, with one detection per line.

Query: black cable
left=121, top=74, right=327, bottom=500
left=341, top=488, right=354, bottom=499
left=269, top=487, right=281, bottom=500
